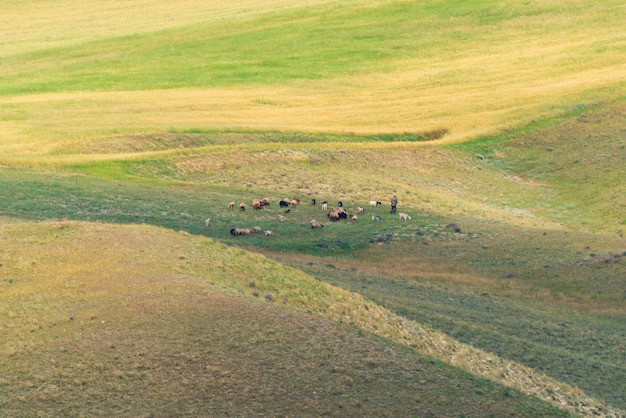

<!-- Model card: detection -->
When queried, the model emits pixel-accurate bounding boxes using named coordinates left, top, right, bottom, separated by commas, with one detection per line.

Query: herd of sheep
left=204, top=196, right=412, bottom=237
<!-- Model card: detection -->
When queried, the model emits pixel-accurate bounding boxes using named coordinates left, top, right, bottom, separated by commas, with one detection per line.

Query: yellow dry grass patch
left=1, top=56, right=624, bottom=162
left=0, top=0, right=349, bottom=55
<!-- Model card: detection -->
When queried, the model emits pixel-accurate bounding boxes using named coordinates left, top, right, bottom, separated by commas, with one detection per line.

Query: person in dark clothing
left=390, top=194, right=398, bottom=214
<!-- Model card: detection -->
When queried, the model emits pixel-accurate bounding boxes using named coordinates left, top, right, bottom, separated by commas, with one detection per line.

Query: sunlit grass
left=1, top=0, right=625, bottom=155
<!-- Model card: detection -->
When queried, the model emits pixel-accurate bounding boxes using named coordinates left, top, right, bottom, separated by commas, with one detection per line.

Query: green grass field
left=1, top=0, right=625, bottom=416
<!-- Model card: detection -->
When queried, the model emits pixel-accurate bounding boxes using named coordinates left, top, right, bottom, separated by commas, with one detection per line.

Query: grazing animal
left=264, top=230, right=274, bottom=236
left=310, top=219, right=324, bottom=229
left=357, top=207, right=364, bottom=214
left=239, top=203, right=246, bottom=211
left=251, top=199, right=262, bottom=210
left=399, top=212, right=411, bottom=221
left=279, top=200, right=290, bottom=208
left=337, top=201, right=343, bottom=207
left=321, top=201, right=328, bottom=211
left=351, top=215, right=358, bottom=222
left=372, top=215, right=381, bottom=222
left=369, top=200, right=382, bottom=207
left=278, top=214, right=286, bottom=223
left=327, top=207, right=348, bottom=221
left=229, top=201, right=235, bottom=210
left=261, top=197, right=270, bottom=207
left=290, top=199, right=298, bottom=207
left=311, top=198, right=316, bottom=205
left=252, top=226, right=262, bottom=234
left=204, top=217, right=211, bottom=227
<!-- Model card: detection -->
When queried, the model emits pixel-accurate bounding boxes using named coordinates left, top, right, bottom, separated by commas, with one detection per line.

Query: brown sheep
left=327, top=207, right=348, bottom=221
left=310, top=219, right=324, bottom=228
left=239, top=202, right=246, bottom=211
left=251, top=199, right=262, bottom=210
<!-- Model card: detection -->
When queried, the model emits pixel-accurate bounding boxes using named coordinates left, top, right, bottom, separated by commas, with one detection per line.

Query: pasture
left=1, top=0, right=625, bottom=416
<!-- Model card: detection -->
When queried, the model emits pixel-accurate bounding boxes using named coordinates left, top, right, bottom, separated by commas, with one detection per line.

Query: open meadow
left=1, top=0, right=625, bottom=416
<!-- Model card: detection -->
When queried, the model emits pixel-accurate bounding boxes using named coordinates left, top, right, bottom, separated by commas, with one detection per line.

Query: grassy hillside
left=1, top=0, right=625, bottom=150
left=1, top=0, right=625, bottom=416
left=1, top=220, right=575, bottom=417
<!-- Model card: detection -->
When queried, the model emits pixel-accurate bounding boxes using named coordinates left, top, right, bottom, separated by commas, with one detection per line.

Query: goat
left=321, top=201, right=328, bottom=211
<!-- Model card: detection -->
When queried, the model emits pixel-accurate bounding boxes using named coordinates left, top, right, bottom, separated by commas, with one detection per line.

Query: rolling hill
left=1, top=0, right=624, bottom=416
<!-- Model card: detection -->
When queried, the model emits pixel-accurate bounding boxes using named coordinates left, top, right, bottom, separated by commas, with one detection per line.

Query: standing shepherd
left=390, top=194, right=398, bottom=214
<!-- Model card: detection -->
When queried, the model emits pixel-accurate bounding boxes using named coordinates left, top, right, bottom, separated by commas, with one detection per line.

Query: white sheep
left=278, top=214, right=286, bottom=223
left=228, top=201, right=235, bottom=210
left=264, top=230, right=274, bottom=236
left=204, top=217, right=211, bottom=227
left=369, top=200, right=381, bottom=207
left=399, top=212, right=411, bottom=221
left=321, top=202, right=328, bottom=211
left=372, top=215, right=381, bottom=222
left=357, top=207, right=364, bottom=214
